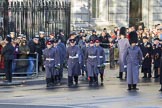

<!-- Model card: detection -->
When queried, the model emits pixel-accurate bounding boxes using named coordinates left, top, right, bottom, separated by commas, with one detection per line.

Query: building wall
left=71, top=0, right=129, bottom=31
left=152, top=0, right=162, bottom=26
left=71, top=0, right=162, bottom=30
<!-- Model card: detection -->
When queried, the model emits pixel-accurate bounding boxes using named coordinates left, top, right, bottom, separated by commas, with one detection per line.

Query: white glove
left=124, top=65, right=127, bottom=68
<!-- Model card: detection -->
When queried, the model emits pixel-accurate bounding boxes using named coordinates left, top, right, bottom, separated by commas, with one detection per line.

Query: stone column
left=142, top=0, right=149, bottom=28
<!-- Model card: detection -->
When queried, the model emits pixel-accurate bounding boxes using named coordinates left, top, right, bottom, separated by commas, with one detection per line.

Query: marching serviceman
left=52, top=39, right=62, bottom=85
left=152, top=38, right=161, bottom=78
left=66, top=38, right=82, bottom=87
left=140, top=36, right=153, bottom=78
left=78, top=34, right=87, bottom=76
left=95, top=39, right=106, bottom=86
left=85, top=40, right=100, bottom=87
left=43, top=40, right=60, bottom=88
left=82, top=39, right=89, bottom=79
left=57, top=38, right=66, bottom=79
left=123, top=31, right=143, bottom=91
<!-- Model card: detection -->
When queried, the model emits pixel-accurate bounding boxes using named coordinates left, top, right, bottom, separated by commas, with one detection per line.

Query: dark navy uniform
left=43, top=41, right=60, bottom=87
left=140, top=37, right=153, bottom=78
left=85, top=40, right=100, bottom=86
left=57, top=41, right=66, bottom=79
left=66, top=39, right=82, bottom=87
left=95, top=40, right=106, bottom=85
left=78, top=36, right=87, bottom=76
left=81, top=40, right=89, bottom=78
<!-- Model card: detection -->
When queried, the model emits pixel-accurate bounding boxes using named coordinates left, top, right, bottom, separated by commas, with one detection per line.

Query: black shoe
left=75, top=82, right=78, bottom=86
left=142, top=76, right=147, bottom=78
left=82, top=73, right=84, bottom=76
left=68, top=83, right=74, bottom=87
left=159, top=88, right=162, bottom=92
left=148, top=74, right=152, bottom=78
left=117, top=72, right=123, bottom=79
left=132, top=84, right=139, bottom=90
left=46, top=83, right=53, bottom=88
left=101, top=82, right=104, bottom=86
left=127, top=84, right=132, bottom=91
left=127, top=88, right=132, bottom=91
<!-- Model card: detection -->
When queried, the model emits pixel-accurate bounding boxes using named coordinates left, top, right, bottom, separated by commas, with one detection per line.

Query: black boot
left=148, top=73, right=152, bottom=78
left=127, top=84, right=132, bottom=91
left=100, top=73, right=104, bottom=86
left=89, top=77, right=93, bottom=87
left=132, top=84, right=139, bottom=90
left=74, top=76, right=78, bottom=86
left=42, top=66, right=45, bottom=71
left=68, top=76, right=73, bottom=87
left=117, top=72, right=123, bottom=79
left=94, top=76, right=98, bottom=86
left=154, top=68, right=160, bottom=78
left=46, top=78, right=52, bottom=88
left=159, top=85, right=162, bottom=92
left=142, top=73, right=147, bottom=78
left=125, top=72, right=127, bottom=79
left=57, top=75, right=61, bottom=85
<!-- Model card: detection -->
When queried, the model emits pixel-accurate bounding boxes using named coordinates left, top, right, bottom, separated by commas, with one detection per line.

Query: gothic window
left=92, top=0, right=99, bottom=18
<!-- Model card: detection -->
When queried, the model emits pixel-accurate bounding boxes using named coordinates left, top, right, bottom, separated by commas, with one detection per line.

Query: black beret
left=154, top=37, right=160, bottom=41
left=69, top=39, right=76, bottom=43
left=142, top=36, right=148, bottom=39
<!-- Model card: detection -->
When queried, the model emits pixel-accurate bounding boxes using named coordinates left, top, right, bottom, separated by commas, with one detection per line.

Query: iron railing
left=0, top=0, right=71, bottom=40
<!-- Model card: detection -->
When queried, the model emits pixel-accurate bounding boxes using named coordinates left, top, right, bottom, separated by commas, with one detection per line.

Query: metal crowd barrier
left=0, top=53, right=39, bottom=78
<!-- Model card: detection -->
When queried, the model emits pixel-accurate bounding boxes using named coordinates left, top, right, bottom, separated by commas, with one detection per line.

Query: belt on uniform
left=88, top=56, right=97, bottom=59
left=46, top=58, right=54, bottom=61
left=99, top=56, right=103, bottom=58
left=69, top=55, right=79, bottom=59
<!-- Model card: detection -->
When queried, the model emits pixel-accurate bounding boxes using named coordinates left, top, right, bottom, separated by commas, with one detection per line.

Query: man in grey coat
left=117, top=27, right=130, bottom=79
left=123, top=32, right=143, bottom=91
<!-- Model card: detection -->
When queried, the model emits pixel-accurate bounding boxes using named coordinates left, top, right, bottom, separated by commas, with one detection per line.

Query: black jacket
left=2, top=43, right=15, bottom=60
left=28, top=40, right=37, bottom=58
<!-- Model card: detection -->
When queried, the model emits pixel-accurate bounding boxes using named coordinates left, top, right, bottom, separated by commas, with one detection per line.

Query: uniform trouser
left=45, top=66, right=54, bottom=84
left=59, top=64, right=63, bottom=78
left=68, top=76, right=78, bottom=85
left=154, top=68, right=159, bottom=77
left=94, top=75, right=98, bottom=83
left=99, top=68, right=104, bottom=82
left=100, top=73, right=104, bottom=82
left=55, top=75, right=61, bottom=83
left=89, top=75, right=98, bottom=85
left=4, top=60, right=12, bottom=82
left=143, top=72, right=152, bottom=77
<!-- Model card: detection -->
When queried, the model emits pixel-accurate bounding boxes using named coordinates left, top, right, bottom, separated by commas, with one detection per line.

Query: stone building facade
left=71, top=0, right=162, bottom=30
